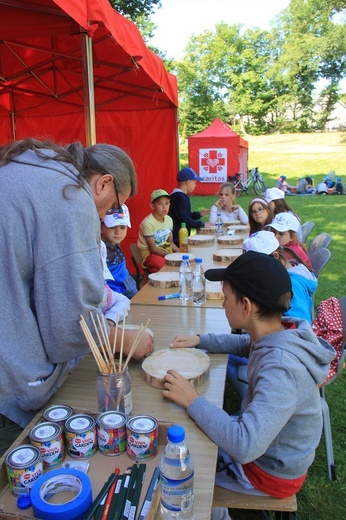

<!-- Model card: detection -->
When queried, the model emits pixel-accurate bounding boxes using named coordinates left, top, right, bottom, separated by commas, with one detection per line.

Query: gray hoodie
left=189, top=318, right=335, bottom=480
left=0, top=149, right=105, bottom=427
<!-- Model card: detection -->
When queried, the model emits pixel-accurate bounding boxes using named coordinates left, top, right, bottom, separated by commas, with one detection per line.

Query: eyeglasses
left=106, top=181, right=123, bottom=216
left=250, top=208, right=265, bottom=215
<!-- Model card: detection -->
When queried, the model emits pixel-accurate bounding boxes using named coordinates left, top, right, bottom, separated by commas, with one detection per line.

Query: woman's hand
left=169, top=335, right=200, bottom=348
left=162, top=370, right=198, bottom=409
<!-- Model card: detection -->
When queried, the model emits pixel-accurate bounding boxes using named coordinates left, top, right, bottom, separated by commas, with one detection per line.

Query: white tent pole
left=80, top=31, right=96, bottom=146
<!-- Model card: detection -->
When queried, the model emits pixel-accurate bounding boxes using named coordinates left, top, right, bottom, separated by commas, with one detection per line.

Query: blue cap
left=17, top=494, right=32, bottom=510
left=177, top=167, right=202, bottom=182
left=168, top=425, right=185, bottom=443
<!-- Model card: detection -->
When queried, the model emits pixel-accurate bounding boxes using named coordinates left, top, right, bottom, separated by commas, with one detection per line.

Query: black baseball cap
left=205, top=251, right=292, bottom=312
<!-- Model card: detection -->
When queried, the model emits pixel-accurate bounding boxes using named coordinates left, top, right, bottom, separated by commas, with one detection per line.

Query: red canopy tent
left=0, top=0, right=179, bottom=260
left=188, top=118, right=248, bottom=195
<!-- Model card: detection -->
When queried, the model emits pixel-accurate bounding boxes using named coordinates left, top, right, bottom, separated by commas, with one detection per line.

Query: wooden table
left=131, top=240, right=244, bottom=307
left=49, top=306, right=230, bottom=519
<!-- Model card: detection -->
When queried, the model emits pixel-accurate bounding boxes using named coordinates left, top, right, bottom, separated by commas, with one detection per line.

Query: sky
left=150, top=0, right=291, bottom=60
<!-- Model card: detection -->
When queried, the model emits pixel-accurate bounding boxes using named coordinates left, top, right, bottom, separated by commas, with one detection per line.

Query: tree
left=274, top=0, right=346, bottom=131
left=109, top=1, right=161, bottom=21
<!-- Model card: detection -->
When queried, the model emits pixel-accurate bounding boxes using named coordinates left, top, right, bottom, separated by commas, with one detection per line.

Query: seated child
left=169, top=168, right=210, bottom=246
left=209, top=182, right=248, bottom=225
left=138, top=189, right=179, bottom=273
left=264, top=187, right=303, bottom=241
left=99, top=240, right=131, bottom=323
left=243, top=231, right=317, bottom=324
left=248, top=197, right=272, bottom=235
left=101, top=204, right=138, bottom=300
left=266, top=212, right=312, bottom=269
left=334, top=177, right=344, bottom=194
left=164, top=252, right=335, bottom=513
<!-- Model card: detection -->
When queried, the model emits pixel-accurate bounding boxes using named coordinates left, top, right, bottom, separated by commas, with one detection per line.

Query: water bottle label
left=161, top=472, right=194, bottom=512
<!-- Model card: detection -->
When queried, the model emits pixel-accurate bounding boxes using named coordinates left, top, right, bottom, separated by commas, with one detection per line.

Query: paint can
left=42, top=404, right=73, bottom=427
left=5, top=445, right=43, bottom=496
left=29, top=421, right=65, bottom=468
left=126, top=415, right=158, bottom=461
left=96, top=411, right=126, bottom=456
left=64, top=414, right=97, bottom=459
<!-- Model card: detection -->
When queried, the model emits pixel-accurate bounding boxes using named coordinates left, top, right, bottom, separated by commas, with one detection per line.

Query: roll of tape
left=30, top=468, right=92, bottom=520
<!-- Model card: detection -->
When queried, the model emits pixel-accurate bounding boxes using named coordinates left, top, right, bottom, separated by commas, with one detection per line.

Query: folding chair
left=310, top=248, right=331, bottom=278
left=307, top=232, right=332, bottom=257
left=317, top=296, right=346, bottom=480
left=130, top=243, right=149, bottom=290
left=300, top=221, right=315, bottom=243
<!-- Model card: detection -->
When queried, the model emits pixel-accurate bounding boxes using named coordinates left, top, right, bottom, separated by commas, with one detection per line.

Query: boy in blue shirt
left=101, top=204, right=138, bottom=299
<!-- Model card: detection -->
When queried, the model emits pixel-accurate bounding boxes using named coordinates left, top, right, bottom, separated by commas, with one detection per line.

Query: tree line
left=111, top=0, right=346, bottom=136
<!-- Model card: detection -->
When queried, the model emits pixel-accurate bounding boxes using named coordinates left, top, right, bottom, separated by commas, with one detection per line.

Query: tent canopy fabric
left=0, top=0, right=179, bottom=262
left=188, top=118, right=248, bottom=195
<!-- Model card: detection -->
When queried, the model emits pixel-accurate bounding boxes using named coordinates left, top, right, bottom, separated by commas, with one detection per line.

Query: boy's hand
left=201, top=209, right=210, bottom=216
left=169, top=335, right=200, bottom=348
left=162, top=370, right=198, bottom=409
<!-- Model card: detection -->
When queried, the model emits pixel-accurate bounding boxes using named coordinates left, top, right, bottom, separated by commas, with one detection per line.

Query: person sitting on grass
left=138, top=189, right=179, bottom=273
left=266, top=212, right=312, bottom=269
left=248, top=197, right=272, bottom=235
left=169, top=167, right=210, bottom=246
left=209, top=182, right=248, bottom=225
left=101, top=204, right=138, bottom=300
left=163, top=252, right=335, bottom=520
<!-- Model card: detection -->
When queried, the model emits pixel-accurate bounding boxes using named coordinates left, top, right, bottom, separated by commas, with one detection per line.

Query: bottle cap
left=182, top=254, right=189, bottom=260
left=195, top=258, right=202, bottom=263
left=181, top=222, right=186, bottom=227
left=168, top=425, right=185, bottom=443
left=17, top=494, right=32, bottom=510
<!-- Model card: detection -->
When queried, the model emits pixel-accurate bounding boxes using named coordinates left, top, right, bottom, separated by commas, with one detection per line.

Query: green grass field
left=186, top=132, right=346, bottom=520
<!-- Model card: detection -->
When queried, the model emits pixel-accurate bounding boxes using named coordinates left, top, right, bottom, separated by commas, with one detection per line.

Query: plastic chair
left=310, top=248, right=331, bottom=278
left=301, top=221, right=315, bottom=243
left=307, top=232, right=332, bottom=257
left=319, top=296, right=346, bottom=480
left=130, top=243, right=148, bottom=290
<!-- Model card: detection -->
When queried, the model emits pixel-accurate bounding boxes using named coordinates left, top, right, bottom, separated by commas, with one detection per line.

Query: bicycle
left=232, top=167, right=267, bottom=197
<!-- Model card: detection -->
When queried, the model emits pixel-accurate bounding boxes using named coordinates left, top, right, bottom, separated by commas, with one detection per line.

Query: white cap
left=103, top=204, right=131, bottom=228
left=243, top=231, right=279, bottom=255
left=267, top=212, right=300, bottom=233
left=265, top=187, right=285, bottom=203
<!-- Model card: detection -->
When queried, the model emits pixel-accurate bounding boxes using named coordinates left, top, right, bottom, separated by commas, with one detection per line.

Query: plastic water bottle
left=160, top=425, right=194, bottom=520
left=192, top=258, right=205, bottom=305
left=215, top=212, right=223, bottom=238
left=179, top=255, right=192, bottom=301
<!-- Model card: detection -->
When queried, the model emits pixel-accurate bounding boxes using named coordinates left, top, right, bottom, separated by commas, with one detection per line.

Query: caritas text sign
left=199, top=148, right=227, bottom=183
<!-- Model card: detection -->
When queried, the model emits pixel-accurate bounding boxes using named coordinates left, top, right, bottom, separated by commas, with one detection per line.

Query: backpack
left=312, top=297, right=345, bottom=385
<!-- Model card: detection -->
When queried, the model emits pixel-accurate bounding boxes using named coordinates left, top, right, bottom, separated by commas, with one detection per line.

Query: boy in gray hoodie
left=164, top=252, right=335, bottom=510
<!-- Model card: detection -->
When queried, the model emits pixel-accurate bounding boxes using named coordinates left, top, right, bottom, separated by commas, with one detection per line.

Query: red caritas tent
left=0, top=0, right=179, bottom=258
left=188, top=118, right=248, bottom=195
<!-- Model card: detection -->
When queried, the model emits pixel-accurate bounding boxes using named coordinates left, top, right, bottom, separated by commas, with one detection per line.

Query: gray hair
left=0, top=138, right=137, bottom=197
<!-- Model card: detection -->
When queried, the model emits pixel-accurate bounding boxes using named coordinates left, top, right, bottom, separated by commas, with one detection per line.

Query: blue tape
left=30, top=468, right=92, bottom=520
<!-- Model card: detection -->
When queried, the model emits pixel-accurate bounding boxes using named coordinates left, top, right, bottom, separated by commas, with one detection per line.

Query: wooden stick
left=122, top=318, right=151, bottom=372
left=80, top=319, right=109, bottom=373
left=112, top=314, right=119, bottom=356
left=118, top=312, right=127, bottom=372
left=89, top=312, right=110, bottom=370
left=100, top=314, right=117, bottom=374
